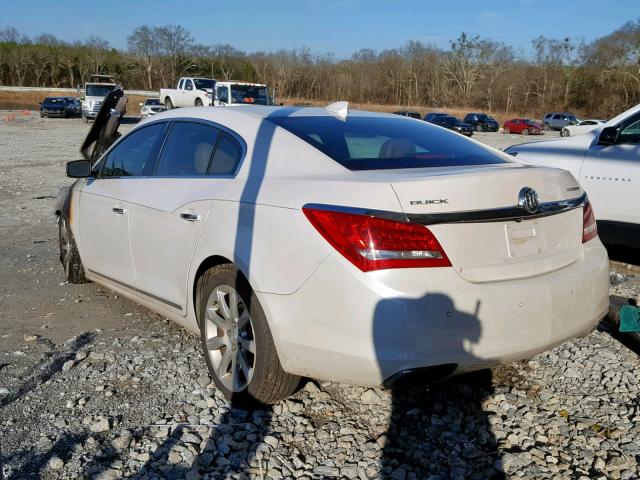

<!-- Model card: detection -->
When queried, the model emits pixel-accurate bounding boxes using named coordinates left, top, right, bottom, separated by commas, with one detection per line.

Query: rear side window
left=208, top=133, right=242, bottom=175
left=155, top=122, right=220, bottom=176
left=101, top=123, right=166, bottom=177
left=268, top=115, right=508, bottom=170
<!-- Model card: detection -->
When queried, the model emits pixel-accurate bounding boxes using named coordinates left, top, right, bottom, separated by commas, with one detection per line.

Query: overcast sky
left=4, top=0, right=639, bottom=57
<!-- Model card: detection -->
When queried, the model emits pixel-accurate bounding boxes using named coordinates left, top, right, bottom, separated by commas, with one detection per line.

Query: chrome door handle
left=180, top=212, right=200, bottom=222
left=112, top=207, right=127, bottom=214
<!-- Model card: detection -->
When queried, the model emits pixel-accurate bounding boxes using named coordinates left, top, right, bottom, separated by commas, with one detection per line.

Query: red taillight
left=582, top=200, right=598, bottom=243
left=303, top=208, right=451, bottom=271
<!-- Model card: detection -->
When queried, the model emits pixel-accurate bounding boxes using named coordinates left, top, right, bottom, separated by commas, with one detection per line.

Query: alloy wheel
left=204, top=284, right=256, bottom=392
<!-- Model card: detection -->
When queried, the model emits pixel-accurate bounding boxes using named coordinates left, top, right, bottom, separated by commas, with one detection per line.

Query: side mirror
left=66, top=160, right=91, bottom=178
left=598, top=126, right=619, bottom=146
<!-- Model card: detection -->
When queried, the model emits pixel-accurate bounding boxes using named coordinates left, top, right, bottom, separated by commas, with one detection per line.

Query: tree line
left=1, top=21, right=639, bottom=118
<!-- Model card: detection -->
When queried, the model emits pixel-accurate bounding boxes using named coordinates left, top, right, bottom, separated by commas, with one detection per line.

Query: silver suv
left=543, top=112, right=579, bottom=131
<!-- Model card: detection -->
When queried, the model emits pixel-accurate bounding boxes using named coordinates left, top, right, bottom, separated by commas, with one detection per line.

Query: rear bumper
left=260, top=239, right=610, bottom=386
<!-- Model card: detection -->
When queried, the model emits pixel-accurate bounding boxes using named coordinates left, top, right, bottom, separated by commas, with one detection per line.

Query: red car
left=503, top=118, right=544, bottom=135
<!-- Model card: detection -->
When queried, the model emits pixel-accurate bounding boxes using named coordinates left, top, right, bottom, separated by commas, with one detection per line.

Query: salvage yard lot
left=1, top=111, right=640, bottom=479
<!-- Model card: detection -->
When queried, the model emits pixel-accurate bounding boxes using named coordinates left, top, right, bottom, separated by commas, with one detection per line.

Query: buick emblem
left=518, top=187, right=539, bottom=214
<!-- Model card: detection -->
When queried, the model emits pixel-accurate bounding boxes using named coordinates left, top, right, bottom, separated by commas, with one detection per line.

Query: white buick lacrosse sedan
left=56, top=90, right=609, bottom=404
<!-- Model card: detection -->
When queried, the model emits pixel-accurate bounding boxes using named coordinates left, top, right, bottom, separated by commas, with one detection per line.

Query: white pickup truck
left=160, top=77, right=216, bottom=109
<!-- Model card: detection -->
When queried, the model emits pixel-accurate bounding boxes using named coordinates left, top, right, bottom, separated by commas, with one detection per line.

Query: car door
left=580, top=112, right=640, bottom=226
left=78, top=122, right=167, bottom=287
left=180, top=79, right=195, bottom=106
left=128, top=121, right=244, bottom=314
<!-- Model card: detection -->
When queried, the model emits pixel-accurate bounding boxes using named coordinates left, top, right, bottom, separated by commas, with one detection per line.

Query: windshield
left=193, top=79, right=216, bottom=90
left=86, top=84, right=116, bottom=97
left=230, top=85, right=270, bottom=105
left=268, top=114, right=508, bottom=170
left=43, top=98, right=65, bottom=105
left=145, top=99, right=161, bottom=106
left=524, top=120, right=538, bottom=126
left=443, top=116, right=459, bottom=123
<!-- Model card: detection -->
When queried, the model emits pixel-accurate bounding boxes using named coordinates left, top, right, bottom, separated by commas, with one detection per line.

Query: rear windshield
left=268, top=115, right=508, bottom=170
left=230, top=85, right=269, bottom=105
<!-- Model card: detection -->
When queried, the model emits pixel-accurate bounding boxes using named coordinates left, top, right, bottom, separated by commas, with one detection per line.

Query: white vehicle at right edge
left=506, top=104, right=640, bottom=248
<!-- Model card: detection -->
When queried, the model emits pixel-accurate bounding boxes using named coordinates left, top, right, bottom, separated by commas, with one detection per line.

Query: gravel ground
left=1, top=111, right=639, bottom=480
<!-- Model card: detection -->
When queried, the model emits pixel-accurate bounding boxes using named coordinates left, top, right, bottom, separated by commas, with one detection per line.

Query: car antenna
left=324, top=101, right=349, bottom=119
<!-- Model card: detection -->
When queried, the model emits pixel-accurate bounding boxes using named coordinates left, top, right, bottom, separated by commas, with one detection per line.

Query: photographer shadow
left=373, top=293, right=505, bottom=479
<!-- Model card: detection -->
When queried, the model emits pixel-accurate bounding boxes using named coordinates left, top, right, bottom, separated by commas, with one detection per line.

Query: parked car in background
left=82, top=74, right=118, bottom=121
left=506, top=103, right=640, bottom=248
left=140, top=98, right=167, bottom=118
left=463, top=112, right=499, bottom=132
left=40, top=97, right=67, bottom=118
left=161, top=77, right=216, bottom=109
left=393, top=110, right=422, bottom=120
left=560, top=119, right=605, bottom=137
left=427, top=115, right=474, bottom=136
left=57, top=91, right=609, bottom=404
left=543, top=112, right=580, bottom=131
left=424, top=112, right=448, bottom=122
left=63, top=97, right=81, bottom=117
left=503, top=118, right=544, bottom=135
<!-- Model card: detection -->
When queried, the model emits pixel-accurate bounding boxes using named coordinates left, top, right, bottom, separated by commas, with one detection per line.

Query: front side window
left=553, top=114, right=562, bottom=120
left=155, top=122, right=220, bottom=176
left=101, top=123, right=166, bottom=177
left=617, top=115, right=640, bottom=144
left=268, top=114, right=508, bottom=170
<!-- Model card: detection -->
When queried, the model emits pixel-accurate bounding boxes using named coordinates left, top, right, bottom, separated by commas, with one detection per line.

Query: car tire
left=195, top=98, right=203, bottom=107
left=543, top=123, right=550, bottom=131
left=59, top=216, right=88, bottom=284
left=561, top=128, right=569, bottom=137
left=197, top=264, right=300, bottom=405
left=165, top=97, right=174, bottom=110
left=476, top=124, right=483, bottom=132
left=522, top=129, right=529, bottom=136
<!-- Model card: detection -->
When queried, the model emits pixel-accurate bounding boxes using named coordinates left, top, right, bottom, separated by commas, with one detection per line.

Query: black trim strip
left=304, top=193, right=587, bottom=226
left=87, top=269, right=183, bottom=311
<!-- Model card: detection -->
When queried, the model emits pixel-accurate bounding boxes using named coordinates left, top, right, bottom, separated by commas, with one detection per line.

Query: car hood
left=81, top=88, right=128, bottom=162
left=505, top=130, right=597, bottom=156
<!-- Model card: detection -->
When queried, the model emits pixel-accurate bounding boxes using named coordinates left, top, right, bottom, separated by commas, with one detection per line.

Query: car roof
left=202, top=105, right=396, bottom=120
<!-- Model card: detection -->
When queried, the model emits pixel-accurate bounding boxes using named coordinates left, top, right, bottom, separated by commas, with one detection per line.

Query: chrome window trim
left=303, top=193, right=587, bottom=226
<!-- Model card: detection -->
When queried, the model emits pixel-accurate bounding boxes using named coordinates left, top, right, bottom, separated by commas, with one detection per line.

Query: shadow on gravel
left=0, top=331, right=95, bottom=409
left=2, top=432, right=88, bottom=479
left=374, top=294, right=505, bottom=479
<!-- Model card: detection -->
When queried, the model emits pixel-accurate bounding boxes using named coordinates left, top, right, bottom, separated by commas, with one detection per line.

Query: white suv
left=506, top=104, right=640, bottom=248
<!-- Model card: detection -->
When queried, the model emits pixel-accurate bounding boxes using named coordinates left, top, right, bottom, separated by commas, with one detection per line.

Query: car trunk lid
left=386, top=164, right=586, bottom=282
